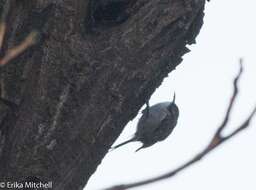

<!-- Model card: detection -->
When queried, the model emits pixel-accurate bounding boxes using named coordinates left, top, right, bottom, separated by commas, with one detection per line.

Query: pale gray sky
left=86, top=0, right=256, bottom=189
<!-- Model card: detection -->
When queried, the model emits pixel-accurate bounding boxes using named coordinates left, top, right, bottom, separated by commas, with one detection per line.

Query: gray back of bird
left=135, top=102, right=177, bottom=145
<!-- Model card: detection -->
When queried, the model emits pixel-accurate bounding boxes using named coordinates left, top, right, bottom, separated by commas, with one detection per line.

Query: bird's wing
left=143, top=110, right=168, bottom=133
left=152, top=112, right=176, bottom=141
left=153, top=113, right=169, bottom=131
left=136, top=107, right=168, bottom=136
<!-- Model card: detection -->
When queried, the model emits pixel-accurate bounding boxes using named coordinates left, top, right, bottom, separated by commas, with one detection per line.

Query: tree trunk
left=0, top=0, right=205, bottom=189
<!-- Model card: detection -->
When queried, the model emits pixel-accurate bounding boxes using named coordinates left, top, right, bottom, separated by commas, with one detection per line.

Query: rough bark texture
left=0, top=0, right=205, bottom=189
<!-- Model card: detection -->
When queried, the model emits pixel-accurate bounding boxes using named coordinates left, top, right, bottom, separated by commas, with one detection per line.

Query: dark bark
left=0, top=0, right=205, bottom=189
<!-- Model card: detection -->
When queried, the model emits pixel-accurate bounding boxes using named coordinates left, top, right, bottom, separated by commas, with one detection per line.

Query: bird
left=111, top=93, right=179, bottom=152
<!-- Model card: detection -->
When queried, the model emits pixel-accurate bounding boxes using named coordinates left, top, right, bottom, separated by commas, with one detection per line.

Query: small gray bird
left=111, top=94, right=179, bottom=152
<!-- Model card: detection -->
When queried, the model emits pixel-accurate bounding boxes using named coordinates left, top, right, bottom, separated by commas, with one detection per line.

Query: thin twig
left=0, top=0, right=13, bottom=50
left=0, top=31, right=38, bottom=66
left=0, top=21, right=6, bottom=50
left=103, top=61, right=256, bottom=190
left=0, top=1, right=38, bottom=66
left=215, top=59, right=243, bottom=135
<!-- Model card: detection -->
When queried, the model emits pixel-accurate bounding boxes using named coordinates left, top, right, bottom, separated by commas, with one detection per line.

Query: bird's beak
left=135, top=145, right=145, bottom=152
left=172, top=92, right=176, bottom=104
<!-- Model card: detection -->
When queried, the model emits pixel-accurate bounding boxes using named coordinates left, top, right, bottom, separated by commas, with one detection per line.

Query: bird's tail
left=110, top=137, right=136, bottom=151
left=135, top=143, right=149, bottom=152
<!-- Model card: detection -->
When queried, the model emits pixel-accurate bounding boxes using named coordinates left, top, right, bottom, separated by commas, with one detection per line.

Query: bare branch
left=223, top=106, right=256, bottom=141
left=0, top=1, right=38, bottom=66
left=0, top=31, right=38, bottom=66
left=214, top=59, right=243, bottom=135
left=103, top=61, right=256, bottom=190
left=0, top=21, right=6, bottom=50
left=0, top=0, right=13, bottom=50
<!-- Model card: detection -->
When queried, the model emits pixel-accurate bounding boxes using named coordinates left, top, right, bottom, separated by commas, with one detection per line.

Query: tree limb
left=103, top=61, right=256, bottom=190
left=0, top=0, right=38, bottom=66
left=0, top=1, right=205, bottom=189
